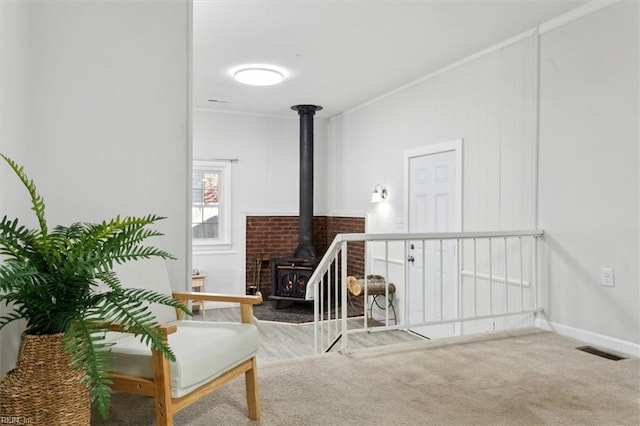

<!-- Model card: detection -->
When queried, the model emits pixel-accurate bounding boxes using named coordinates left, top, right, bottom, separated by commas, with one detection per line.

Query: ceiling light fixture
left=233, top=66, right=285, bottom=86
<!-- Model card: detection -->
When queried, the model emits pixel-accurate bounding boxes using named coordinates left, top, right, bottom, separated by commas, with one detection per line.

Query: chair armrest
left=171, top=292, right=262, bottom=324
left=172, top=292, right=262, bottom=305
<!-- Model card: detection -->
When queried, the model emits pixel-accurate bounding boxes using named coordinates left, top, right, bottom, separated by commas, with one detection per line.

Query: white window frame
left=192, top=160, right=231, bottom=248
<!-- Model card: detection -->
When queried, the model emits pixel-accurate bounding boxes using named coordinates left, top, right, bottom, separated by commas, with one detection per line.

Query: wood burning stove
left=271, top=258, right=317, bottom=299
left=271, top=104, right=322, bottom=302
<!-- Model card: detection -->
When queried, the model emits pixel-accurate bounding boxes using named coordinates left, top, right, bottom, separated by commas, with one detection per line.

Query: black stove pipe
left=291, top=104, right=322, bottom=259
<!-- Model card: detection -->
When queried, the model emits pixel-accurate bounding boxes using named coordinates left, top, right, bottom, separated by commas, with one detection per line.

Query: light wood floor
left=201, top=306, right=423, bottom=362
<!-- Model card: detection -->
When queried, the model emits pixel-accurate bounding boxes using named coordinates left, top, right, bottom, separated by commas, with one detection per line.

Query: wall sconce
left=371, top=184, right=388, bottom=203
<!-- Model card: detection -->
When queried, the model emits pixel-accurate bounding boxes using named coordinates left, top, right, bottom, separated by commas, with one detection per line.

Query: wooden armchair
left=106, top=260, right=261, bottom=426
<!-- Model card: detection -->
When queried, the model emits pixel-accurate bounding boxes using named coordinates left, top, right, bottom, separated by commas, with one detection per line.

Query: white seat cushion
left=109, top=320, right=259, bottom=398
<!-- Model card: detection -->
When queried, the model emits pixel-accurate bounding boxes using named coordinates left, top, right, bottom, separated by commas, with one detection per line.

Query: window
left=192, top=160, right=230, bottom=246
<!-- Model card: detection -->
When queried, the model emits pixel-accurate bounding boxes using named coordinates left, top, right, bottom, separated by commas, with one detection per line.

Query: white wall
left=0, top=0, right=31, bottom=378
left=0, top=0, right=189, bottom=374
left=537, top=2, right=639, bottom=349
left=192, top=110, right=328, bottom=295
left=328, top=37, right=537, bottom=232
left=328, top=35, right=539, bottom=327
left=328, top=3, right=639, bottom=352
left=0, top=2, right=30, bottom=217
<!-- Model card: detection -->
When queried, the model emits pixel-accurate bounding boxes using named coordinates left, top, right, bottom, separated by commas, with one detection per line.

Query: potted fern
left=0, top=154, right=190, bottom=424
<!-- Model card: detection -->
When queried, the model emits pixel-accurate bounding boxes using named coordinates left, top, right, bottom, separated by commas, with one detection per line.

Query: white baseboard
left=535, top=319, right=640, bottom=358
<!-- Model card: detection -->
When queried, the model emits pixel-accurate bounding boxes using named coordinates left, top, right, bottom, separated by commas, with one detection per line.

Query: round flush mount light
left=232, top=65, right=286, bottom=86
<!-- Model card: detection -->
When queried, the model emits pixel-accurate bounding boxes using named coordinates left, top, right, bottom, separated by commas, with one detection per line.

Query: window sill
left=192, top=240, right=232, bottom=252
left=193, top=248, right=238, bottom=256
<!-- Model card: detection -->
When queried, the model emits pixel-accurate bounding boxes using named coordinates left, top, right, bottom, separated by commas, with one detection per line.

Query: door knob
left=407, top=255, right=415, bottom=263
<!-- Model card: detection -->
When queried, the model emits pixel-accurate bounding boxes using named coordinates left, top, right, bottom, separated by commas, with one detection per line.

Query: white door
left=407, top=145, right=459, bottom=339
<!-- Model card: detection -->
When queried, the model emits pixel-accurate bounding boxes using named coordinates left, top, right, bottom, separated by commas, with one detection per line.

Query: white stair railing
left=308, top=230, right=544, bottom=354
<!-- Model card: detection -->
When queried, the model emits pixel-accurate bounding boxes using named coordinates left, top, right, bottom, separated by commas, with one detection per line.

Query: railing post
left=440, top=239, right=444, bottom=321
left=473, top=238, right=477, bottom=317
left=321, top=262, right=325, bottom=350
left=531, top=237, right=542, bottom=315
left=489, top=237, right=493, bottom=316
left=339, top=241, right=348, bottom=353
left=460, top=238, right=465, bottom=335
left=519, top=236, right=524, bottom=312
left=504, top=237, right=508, bottom=314
left=334, top=258, right=339, bottom=338
left=422, top=239, right=426, bottom=324
left=402, top=241, right=411, bottom=324
left=402, top=240, right=407, bottom=329
left=385, top=241, right=390, bottom=326
left=313, top=265, right=319, bottom=354
left=456, top=238, right=461, bottom=323
left=327, top=257, right=332, bottom=338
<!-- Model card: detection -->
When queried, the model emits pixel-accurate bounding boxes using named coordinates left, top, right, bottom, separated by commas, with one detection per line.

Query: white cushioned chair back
left=112, top=258, right=178, bottom=324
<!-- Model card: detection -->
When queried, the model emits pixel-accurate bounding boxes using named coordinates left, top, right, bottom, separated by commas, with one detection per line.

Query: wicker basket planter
left=0, top=333, right=90, bottom=425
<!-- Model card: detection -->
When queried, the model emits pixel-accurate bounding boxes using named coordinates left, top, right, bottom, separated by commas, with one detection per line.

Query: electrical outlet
left=600, top=267, right=615, bottom=287
left=487, top=320, right=496, bottom=332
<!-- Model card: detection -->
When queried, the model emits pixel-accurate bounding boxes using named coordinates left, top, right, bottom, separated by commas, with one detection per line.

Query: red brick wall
left=245, top=215, right=364, bottom=298
left=326, top=216, right=365, bottom=278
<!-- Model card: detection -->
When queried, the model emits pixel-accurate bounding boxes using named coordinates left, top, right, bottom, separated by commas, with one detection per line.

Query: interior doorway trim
left=403, top=139, right=464, bottom=233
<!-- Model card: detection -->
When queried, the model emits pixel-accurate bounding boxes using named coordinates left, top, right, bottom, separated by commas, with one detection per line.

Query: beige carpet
left=92, top=329, right=639, bottom=425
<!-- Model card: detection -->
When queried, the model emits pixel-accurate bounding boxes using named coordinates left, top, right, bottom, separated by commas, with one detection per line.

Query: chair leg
left=152, top=349, right=173, bottom=426
left=245, top=357, right=260, bottom=420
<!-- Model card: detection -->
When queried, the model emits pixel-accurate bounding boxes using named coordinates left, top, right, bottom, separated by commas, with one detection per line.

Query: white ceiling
left=193, top=0, right=589, bottom=119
